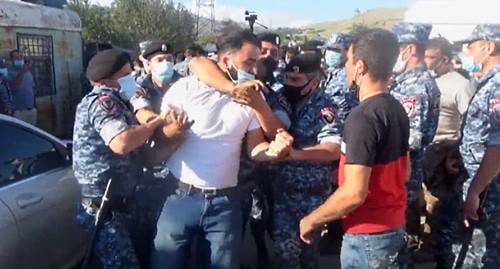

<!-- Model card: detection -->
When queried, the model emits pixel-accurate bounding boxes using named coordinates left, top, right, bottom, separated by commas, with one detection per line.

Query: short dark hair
left=9, top=49, right=20, bottom=59
left=352, top=28, right=399, bottom=81
left=216, top=29, right=260, bottom=56
left=426, top=37, right=453, bottom=59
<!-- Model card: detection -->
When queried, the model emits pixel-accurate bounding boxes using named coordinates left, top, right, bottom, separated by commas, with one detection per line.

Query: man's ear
left=486, top=41, right=498, bottom=56
left=356, top=59, right=367, bottom=76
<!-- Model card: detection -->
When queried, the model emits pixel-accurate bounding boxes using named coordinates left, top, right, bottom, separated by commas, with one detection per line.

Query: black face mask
left=283, top=79, right=313, bottom=105
left=256, top=57, right=278, bottom=83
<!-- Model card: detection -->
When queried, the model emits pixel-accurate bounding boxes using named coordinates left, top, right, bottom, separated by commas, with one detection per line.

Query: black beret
left=142, top=41, right=172, bottom=60
left=86, top=49, right=131, bottom=82
left=257, top=32, right=281, bottom=46
left=285, top=53, right=322, bottom=74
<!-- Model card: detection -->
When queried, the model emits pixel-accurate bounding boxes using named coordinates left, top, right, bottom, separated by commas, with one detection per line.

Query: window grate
left=16, top=34, right=55, bottom=97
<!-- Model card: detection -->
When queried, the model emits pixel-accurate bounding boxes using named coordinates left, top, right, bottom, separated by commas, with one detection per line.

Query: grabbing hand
left=267, top=129, right=293, bottom=160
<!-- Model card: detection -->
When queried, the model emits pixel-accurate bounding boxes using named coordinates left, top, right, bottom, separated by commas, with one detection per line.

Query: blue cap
left=455, top=24, right=500, bottom=44
left=324, top=33, right=352, bottom=50
left=392, top=22, right=432, bottom=44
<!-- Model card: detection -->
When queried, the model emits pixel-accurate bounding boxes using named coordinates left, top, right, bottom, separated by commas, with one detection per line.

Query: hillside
left=302, top=8, right=406, bottom=37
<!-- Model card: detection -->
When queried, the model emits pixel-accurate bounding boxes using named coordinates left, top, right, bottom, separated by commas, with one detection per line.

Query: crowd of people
left=10, top=21, right=498, bottom=269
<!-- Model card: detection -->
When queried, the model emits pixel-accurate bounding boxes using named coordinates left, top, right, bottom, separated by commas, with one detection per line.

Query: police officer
left=273, top=53, right=356, bottom=269
left=130, top=41, right=181, bottom=124
left=73, top=49, right=170, bottom=269
left=132, top=40, right=153, bottom=84
left=322, top=33, right=351, bottom=93
left=128, top=40, right=185, bottom=268
left=436, top=24, right=500, bottom=269
left=390, top=22, right=440, bottom=256
left=0, top=59, right=14, bottom=115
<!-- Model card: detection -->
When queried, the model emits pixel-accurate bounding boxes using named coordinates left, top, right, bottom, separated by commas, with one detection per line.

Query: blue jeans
left=340, top=227, right=409, bottom=269
left=151, top=185, right=242, bottom=269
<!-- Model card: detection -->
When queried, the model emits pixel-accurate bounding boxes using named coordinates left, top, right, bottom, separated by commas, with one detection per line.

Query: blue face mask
left=0, top=68, right=8, bottom=78
left=14, top=60, right=25, bottom=68
left=117, top=74, right=138, bottom=101
left=325, top=50, right=342, bottom=68
left=460, top=45, right=487, bottom=73
left=152, top=61, right=174, bottom=83
left=227, top=61, right=255, bottom=83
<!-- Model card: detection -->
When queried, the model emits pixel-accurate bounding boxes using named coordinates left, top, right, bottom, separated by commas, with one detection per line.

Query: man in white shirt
left=151, top=29, right=293, bottom=269
left=425, top=37, right=476, bottom=142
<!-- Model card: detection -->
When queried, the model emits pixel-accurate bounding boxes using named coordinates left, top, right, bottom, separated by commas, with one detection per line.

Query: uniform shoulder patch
left=401, top=97, right=417, bottom=116
left=134, top=87, right=148, bottom=98
left=321, top=107, right=336, bottom=124
left=490, top=98, right=500, bottom=113
left=98, top=95, right=120, bottom=114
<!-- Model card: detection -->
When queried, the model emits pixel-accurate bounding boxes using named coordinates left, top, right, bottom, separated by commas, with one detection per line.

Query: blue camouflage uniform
left=437, top=24, right=500, bottom=269
left=0, top=78, right=14, bottom=115
left=73, top=85, right=143, bottom=269
left=132, top=68, right=148, bottom=84
left=273, top=81, right=356, bottom=269
left=390, top=23, right=440, bottom=206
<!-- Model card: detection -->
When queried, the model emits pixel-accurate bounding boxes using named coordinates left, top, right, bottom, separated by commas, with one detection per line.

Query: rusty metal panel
left=0, top=1, right=81, bottom=32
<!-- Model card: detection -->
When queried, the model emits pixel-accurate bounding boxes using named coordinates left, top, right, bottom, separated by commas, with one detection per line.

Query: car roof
left=0, top=114, right=66, bottom=146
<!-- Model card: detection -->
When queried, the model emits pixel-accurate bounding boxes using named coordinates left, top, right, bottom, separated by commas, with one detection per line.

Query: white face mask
left=392, top=46, right=410, bottom=74
left=117, top=74, right=137, bottom=101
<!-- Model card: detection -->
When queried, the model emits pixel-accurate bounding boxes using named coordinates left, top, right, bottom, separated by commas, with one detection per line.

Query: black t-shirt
left=343, top=93, right=409, bottom=166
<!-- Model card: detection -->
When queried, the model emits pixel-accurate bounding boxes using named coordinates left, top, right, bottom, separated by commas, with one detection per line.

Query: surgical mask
left=227, top=61, right=255, bottom=83
left=460, top=46, right=487, bottom=73
left=325, top=50, right=342, bottom=68
left=0, top=68, right=7, bottom=78
left=392, top=47, right=410, bottom=74
left=283, top=79, right=313, bottom=105
left=117, top=74, right=138, bottom=101
left=152, top=61, right=174, bottom=83
left=13, top=60, right=25, bottom=68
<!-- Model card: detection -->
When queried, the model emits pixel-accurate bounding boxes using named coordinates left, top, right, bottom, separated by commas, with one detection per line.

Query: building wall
left=0, top=27, right=83, bottom=136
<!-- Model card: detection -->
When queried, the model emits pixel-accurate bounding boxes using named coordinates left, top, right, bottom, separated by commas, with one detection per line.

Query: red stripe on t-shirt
left=338, top=153, right=408, bottom=234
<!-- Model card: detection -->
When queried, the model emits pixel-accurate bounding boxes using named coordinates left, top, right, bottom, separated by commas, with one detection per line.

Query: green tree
left=67, top=0, right=115, bottom=43
left=110, top=0, right=195, bottom=50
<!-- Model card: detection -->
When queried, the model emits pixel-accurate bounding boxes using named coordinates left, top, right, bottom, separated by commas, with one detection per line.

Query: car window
left=0, top=122, right=66, bottom=187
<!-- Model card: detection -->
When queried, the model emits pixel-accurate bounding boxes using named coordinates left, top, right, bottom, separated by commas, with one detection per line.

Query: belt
left=177, top=181, right=238, bottom=196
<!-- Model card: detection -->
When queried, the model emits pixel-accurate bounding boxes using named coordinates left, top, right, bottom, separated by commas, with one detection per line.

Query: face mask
left=325, top=50, right=342, bottom=68
left=283, top=79, right=313, bottom=105
left=392, top=47, right=410, bottom=74
left=13, top=60, right=25, bottom=68
left=460, top=46, right=487, bottom=73
left=227, top=60, right=255, bottom=83
left=152, top=61, right=174, bottom=83
left=0, top=68, right=7, bottom=78
left=117, top=74, right=138, bottom=101
left=257, top=57, right=278, bottom=82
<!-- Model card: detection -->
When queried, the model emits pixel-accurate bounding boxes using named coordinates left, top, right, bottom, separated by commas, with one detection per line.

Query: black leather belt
left=177, top=181, right=238, bottom=196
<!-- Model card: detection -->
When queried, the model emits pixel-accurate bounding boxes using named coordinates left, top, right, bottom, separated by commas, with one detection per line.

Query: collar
left=478, top=63, right=500, bottom=85
left=394, top=61, right=428, bottom=85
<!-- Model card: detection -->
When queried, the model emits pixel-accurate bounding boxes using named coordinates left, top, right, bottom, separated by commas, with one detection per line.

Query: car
left=0, top=115, right=88, bottom=269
